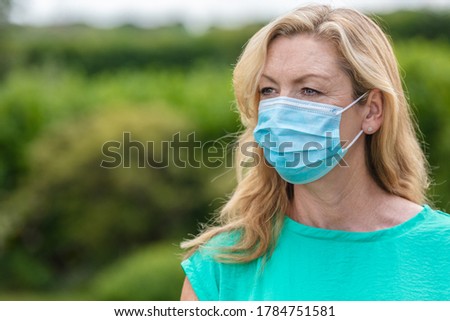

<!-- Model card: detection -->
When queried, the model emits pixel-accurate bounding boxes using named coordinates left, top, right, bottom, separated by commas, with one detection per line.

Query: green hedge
left=1, top=11, right=448, bottom=76
left=3, top=24, right=260, bottom=75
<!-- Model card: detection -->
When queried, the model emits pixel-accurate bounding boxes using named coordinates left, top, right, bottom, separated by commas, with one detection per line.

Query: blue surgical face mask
left=253, top=93, right=367, bottom=184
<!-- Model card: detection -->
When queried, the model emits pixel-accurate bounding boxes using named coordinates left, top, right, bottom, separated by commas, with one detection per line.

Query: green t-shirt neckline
left=283, top=204, right=429, bottom=242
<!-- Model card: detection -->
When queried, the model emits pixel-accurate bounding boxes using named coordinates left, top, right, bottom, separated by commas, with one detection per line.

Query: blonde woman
left=180, top=5, right=450, bottom=300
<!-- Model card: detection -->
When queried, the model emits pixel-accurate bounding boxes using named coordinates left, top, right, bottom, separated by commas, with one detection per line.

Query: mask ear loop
left=336, top=92, right=369, bottom=150
left=342, top=130, right=364, bottom=150
left=335, top=92, right=369, bottom=115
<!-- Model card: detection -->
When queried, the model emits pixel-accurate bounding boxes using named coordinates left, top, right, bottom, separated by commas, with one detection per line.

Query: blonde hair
left=181, top=5, right=429, bottom=262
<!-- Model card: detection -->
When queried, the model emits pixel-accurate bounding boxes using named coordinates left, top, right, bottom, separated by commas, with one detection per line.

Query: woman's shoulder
left=181, top=229, right=258, bottom=300
left=193, top=229, right=242, bottom=259
left=182, top=229, right=244, bottom=271
left=425, top=205, right=450, bottom=222
left=418, top=204, right=450, bottom=235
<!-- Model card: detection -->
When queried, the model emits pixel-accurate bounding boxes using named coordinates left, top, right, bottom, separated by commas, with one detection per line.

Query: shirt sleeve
left=181, top=247, right=221, bottom=300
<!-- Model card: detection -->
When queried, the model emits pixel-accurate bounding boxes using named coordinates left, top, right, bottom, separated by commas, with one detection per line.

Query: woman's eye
left=301, top=88, right=320, bottom=96
left=260, top=87, right=276, bottom=96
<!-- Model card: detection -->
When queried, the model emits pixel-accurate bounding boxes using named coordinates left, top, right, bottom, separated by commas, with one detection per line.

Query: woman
left=180, top=5, right=450, bottom=300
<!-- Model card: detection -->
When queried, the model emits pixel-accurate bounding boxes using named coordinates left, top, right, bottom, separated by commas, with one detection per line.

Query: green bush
left=89, top=241, right=184, bottom=300
left=0, top=66, right=98, bottom=193
left=0, top=64, right=237, bottom=194
left=0, top=105, right=231, bottom=290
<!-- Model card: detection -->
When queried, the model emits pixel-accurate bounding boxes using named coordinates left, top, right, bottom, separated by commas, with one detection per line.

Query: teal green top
left=181, top=205, right=450, bottom=300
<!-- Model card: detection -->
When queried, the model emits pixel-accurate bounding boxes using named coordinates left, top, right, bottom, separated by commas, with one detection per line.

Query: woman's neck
left=287, top=149, right=422, bottom=232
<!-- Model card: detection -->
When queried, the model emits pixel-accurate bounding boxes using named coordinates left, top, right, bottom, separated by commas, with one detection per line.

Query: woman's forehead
left=263, top=34, right=342, bottom=81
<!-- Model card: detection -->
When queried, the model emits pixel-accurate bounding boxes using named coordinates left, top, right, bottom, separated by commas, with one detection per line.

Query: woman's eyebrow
left=260, top=73, right=331, bottom=84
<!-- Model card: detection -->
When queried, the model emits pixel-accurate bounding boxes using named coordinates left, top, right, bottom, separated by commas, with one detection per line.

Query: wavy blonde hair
left=181, top=5, right=429, bottom=262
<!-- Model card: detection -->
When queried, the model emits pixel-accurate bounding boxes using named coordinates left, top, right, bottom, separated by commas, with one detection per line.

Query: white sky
left=9, top=0, right=450, bottom=30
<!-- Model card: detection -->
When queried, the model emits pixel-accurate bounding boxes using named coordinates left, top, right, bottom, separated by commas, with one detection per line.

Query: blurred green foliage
left=374, top=10, right=450, bottom=40
left=0, top=65, right=236, bottom=298
left=0, top=10, right=449, bottom=300
left=89, top=241, right=185, bottom=300
left=396, top=40, right=450, bottom=209
left=5, top=23, right=260, bottom=75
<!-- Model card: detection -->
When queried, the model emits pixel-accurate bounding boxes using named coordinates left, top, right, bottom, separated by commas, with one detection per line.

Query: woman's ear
left=362, top=89, right=383, bottom=135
